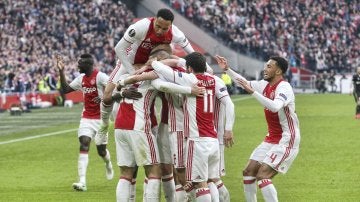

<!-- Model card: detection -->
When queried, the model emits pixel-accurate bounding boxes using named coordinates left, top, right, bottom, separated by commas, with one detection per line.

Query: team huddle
left=56, top=8, right=300, bottom=202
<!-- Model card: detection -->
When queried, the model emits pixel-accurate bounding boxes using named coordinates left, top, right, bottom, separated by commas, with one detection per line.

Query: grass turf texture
left=0, top=94, right=359, bottom=201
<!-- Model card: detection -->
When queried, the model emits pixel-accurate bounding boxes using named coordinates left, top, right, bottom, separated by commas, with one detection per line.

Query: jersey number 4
left=203, top=89, right=214, bottom=113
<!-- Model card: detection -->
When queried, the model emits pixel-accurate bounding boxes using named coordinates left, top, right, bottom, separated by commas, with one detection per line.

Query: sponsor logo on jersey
left=279, top=93, right=287, bottom=100
left=83, top=87, right=97, bottom=94
left=128, top=29, right=136, bottom=37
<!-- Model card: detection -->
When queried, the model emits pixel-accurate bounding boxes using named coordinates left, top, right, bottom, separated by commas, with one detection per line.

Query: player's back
left=183, top=74, right=217, bottom=139
left=115, top=81, right=158, bottom=134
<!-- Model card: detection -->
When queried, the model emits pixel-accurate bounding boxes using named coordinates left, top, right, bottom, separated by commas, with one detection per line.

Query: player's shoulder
left=132, top=18, right=151, bottom=29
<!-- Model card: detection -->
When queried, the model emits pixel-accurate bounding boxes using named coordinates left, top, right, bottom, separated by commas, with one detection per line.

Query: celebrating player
left=215, top=55, right=301, bottom=202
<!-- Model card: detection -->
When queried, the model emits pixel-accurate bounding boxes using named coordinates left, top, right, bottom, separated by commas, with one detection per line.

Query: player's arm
left=114, top=20, right=147, bottom=74
left=239, top=79, right=291, bottom=112
left=56, top=55, right=75, bottom=94
left=151, top=61, right=196, bottom=86
left=151, top=79, right=204, bottom=96
left=215, top=77, right=235, bottom=147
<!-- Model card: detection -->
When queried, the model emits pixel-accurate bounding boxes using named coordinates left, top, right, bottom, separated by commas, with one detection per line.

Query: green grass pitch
left=0, top=94, right=359, bottom=201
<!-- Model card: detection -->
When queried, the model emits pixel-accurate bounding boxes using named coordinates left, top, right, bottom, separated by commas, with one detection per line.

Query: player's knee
left=96, top=145, right=107, bottom=157
left=243, top=168, right=255, bottom=177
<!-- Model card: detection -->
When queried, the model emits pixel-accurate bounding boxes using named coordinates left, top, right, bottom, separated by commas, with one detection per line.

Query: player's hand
left=122, top=87, right=142, bottom=100
left=92, top=96, right=102, bottom=104
left=56, top=54, right=65, bottom=71
left=214, top=55, right=229, bottom=71
left=191, top=85, right=205, bottom=97
left=224, top=130, right=234, bottom=148
left=236, top=78, right=254, bottom=94
left=134, top=65, right=150, bottom=75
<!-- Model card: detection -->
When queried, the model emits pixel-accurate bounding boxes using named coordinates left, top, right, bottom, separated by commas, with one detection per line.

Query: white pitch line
left=0, top=128, right=77, bottom=145
left=0, top=96, right=251, bottom=145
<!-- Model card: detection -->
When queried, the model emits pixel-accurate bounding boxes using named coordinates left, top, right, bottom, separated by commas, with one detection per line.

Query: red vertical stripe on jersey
left=177, top=131, right=184, bottom=167
left=143, top=91, right=153, bottom=134
left=186, top=140, right=194, bottom=181
left=145, top=132, right=158, bottom=164
left=275, top=106, right=296, bottom=170
left=183, top=98, right=190, bottom=137
left=109, top=61, right=121, bottom=83
left=167, top=96, right=177, bottom=131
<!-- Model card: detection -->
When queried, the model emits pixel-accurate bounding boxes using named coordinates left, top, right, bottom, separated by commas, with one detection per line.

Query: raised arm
left=56, top=55, right=75, bottom=94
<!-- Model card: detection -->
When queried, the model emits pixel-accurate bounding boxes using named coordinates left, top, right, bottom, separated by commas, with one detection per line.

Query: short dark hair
left=78, top=53, right=94, bottom=67
left=157, top=8, right=174, bottom=22
left=185, top=52, right=206, bottom=73
left=270, top=56, right=288, bottom=74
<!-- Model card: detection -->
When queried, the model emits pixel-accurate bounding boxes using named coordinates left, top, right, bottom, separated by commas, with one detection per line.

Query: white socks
left=175, top=184, right=186, bottom=202
left=162, top=174, right=175, bottom=202
left=146, top=178, right=161, bottom=202
left=258, top=179, right=278, bottom=202
left=129, top=179, right=136, bottom=201
left=78, top=152, right=88, bottom=185
left=196, top=187, right=211, bottom=202
left=216, top=180, right=230, bottom=202
left=208, top=182, right=219, bottom=202
left=116, top=177, right=131, bottom=201
left=243, top=176, right=257, bottom=202
left=102, top=149, right=111, bottom=164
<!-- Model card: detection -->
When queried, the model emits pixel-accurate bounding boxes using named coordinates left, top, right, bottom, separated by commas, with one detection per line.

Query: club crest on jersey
left=90, top=79, right=95, bottom=85
left=128, top=29, right=136, bottom=37
left=279, top=93, right=287, bottom=100
left=269, top=91, right=275, bottom=99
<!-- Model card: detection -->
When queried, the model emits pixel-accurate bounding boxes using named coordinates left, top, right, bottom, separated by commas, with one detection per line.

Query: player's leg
left=256, top=165, right=278, bottom=202
left=73, top=135, right=91, bottom=191
left=243, top=142, right=272, bottom=202
left=115, top=129, right=136, bottom=201
left=257, top=143, right=299, bottom=202
left=131, top=130, right=161, bottom=202
left=207, top=141, right=221, bottom=202
left=214, top=144, right=230, bottom=202
left=72, top=119, right=93, bottom=191
left=170, top=131, right=187, bottom=201
left=96, top=144, right=113, bottom=180
left=186, top=140, right=212, bottom=202
left=157, top=123, right=175, bottom=202
left=354, top=91, right=360, bottom=118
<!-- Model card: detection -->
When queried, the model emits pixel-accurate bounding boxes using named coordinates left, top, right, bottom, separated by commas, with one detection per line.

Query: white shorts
left=219, top=144, right=226, bottom=176
left=115, top=129, right=160, bottom=167
left=185, top=138, right=220, bottom=182
left=250, top=142, right=299, bottom=174
left=78, top=118, right=101, bottom=139
left=170, top=131, right=186, bottom=168
left=157, top=123, right=172, bottom=164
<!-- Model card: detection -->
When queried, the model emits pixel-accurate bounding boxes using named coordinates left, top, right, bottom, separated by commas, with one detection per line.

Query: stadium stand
left=0, top=0, right=134, bottom=94
left=166, top=0, right=359, bottom=73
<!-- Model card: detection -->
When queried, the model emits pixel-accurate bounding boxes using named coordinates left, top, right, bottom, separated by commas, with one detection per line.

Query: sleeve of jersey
left=225, top=69, right=248, bottom=86
left=222, top=96, right=235, bottom=131
left=251, top=84, right=290, bottom=113
left=69, top=76, right=82, bottom=91
left=151, top=78, right=191, bottom=94
left=171, top=25, right=194, bottom=53
left=99, top=72, right=109, bottom=86
left=114, top=20, right=147, bottom=74
left=152, top=61, right=194, bottom=86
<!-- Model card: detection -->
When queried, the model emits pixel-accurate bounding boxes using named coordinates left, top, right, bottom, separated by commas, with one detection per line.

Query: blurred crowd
left=0, top=0, right=134, bottom=94
left=168, top=0, right=359, bottom=73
